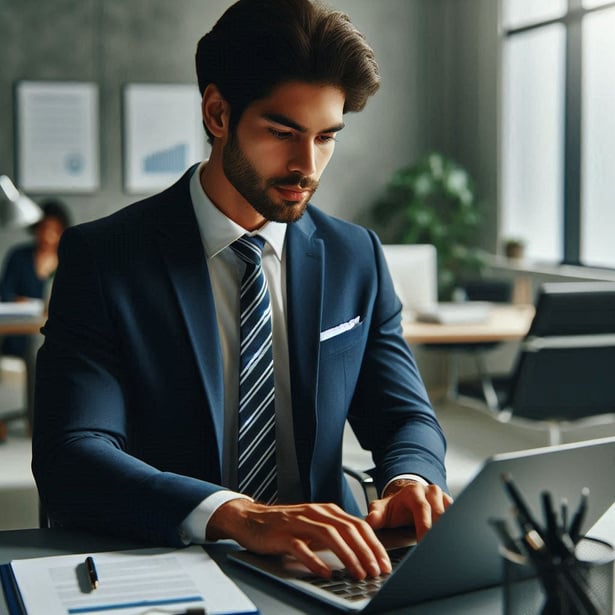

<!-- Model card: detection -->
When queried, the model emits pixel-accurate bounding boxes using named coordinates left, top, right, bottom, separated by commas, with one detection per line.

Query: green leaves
left=369, top=152, right=484, bottom=299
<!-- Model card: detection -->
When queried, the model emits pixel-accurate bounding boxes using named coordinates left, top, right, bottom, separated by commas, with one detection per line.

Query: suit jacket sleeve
left=346, top=231, right=448, bottom=494
left=32, top=224, right=223, bottom=546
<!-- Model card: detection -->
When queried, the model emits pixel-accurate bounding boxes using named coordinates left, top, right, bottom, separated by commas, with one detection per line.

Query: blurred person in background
left=0, top=199, right=71, bottom=358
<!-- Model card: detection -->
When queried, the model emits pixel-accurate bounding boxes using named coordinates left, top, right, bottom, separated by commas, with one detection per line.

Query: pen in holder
left=500, top=536, right=614, bottom=615
left=493, top=475, right=615, bottom=615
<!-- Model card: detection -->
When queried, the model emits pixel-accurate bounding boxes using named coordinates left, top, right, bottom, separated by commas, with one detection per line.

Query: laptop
left=228, top=437, right=615, bottom=613
left=381, top=244, right=438, bottom=317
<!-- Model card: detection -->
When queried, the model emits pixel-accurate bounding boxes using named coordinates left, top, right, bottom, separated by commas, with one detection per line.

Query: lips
left=274, top=186, right=309, bottom=202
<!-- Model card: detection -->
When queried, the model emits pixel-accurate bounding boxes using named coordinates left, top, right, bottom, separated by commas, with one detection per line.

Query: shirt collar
left=190, top=161, right=287, bottom=261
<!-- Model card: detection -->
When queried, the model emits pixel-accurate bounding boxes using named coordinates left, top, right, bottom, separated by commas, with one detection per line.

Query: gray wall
left=1, top=0, right=494, bottom=260
left=413, top=0, right=501, bottom=254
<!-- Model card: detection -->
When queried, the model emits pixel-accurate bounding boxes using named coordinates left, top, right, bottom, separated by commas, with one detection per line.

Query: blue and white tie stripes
left=231, top=235, right=278, bottom=504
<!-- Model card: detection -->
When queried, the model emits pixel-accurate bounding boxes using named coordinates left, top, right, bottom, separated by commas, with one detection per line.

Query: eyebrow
left=263, top=112, right=345, bottom=134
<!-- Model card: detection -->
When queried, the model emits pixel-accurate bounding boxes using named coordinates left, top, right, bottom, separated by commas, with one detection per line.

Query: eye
left=268, top=128, right=293, bottom=140
left=316, top=134, right=337, bottom=145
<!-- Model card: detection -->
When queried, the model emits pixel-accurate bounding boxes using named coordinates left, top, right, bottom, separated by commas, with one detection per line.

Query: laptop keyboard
left=300, top=547, right=410, bottom=602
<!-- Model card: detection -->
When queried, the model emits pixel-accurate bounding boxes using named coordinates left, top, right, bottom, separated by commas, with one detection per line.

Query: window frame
left=501, top=0, right=615, bottom=267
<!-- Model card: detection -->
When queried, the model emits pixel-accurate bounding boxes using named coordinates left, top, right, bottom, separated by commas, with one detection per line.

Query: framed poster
left=123, top=83, right=206, bottom=194
left=16, top=81, right=100, bottom=192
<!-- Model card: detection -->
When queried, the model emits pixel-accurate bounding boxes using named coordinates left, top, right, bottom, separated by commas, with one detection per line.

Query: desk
left=402, top=304, right=535, bottom=345
left=3, top=504, right=615, bottom=615
left=0, top=318, right=45, bottom=337
left=403, top=305, right=535, bottom=404
left=0, top=530, right=499, bottom=615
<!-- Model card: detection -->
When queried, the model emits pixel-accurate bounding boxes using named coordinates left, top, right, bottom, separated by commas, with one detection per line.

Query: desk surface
left=2, top=504, right=614, bottom=614
left=0, top=529, right=502, bottom=615
left=0, top=317, right=45, bottom=336
left=0, top=306, right=534, bottom=344
left=403, top=304, right=534, bottom=345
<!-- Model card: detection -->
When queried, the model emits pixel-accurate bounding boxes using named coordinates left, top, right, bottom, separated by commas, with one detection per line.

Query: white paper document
left=0, top=300, right=44, bottom=319
left=415, top=301, right=492, bottom=325
left=10, top=546, right=258, bottom=615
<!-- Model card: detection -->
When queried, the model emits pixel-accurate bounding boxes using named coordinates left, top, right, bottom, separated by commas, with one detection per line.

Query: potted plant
left=503, top=237, right=525, bottom=260
left=368, top=152, right=484, bottom=300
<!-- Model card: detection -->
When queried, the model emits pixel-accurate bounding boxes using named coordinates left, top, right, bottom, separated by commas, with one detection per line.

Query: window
left=501, top=0, right=615, bottom=268
left=582, top=7, right=615, bottom=268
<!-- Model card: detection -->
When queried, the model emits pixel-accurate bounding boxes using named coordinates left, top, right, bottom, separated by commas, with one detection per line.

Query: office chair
left=458, top=281, right=615, bottom=445
left=432, top=278, right=514, bottom=402
left=343, top=466, right=377, bottom=514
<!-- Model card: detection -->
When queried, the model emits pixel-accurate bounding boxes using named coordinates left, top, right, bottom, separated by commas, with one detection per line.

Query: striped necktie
left=230, top=235, right=278, bottom=504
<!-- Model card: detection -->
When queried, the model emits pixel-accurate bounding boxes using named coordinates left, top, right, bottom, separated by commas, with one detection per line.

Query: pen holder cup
left=500, top=536, right=614, bottom=615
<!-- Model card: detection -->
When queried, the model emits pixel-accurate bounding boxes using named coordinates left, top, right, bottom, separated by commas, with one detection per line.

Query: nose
left=288, top=140, right=317, bottom=178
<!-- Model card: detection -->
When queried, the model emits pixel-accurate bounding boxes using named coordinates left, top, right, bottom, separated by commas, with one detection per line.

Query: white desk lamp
left=0, top=175, right=43, bottom=227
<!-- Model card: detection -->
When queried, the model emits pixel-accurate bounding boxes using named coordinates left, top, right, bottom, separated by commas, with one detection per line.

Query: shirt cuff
left=382, top=474, right=429, bottom=497
left=178, top=490, right=253, bottom=545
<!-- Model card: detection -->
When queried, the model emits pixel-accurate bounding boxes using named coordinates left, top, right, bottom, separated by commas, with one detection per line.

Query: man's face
left=222, top=81, right=345, bottom=224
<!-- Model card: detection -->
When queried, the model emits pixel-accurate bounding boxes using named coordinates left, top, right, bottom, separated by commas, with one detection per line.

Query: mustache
left=268, top=174, right=319, bottom=191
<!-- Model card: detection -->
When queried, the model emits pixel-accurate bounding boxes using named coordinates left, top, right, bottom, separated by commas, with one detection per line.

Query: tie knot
left=231, top=235, right=266, bottom=267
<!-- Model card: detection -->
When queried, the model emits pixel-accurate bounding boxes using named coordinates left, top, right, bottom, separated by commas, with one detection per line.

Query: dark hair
left=195, top=0, right=380, bottom=141
left=29, top=199, right=72, bottom=234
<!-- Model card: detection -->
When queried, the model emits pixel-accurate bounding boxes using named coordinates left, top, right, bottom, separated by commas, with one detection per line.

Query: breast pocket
left=319, top=320, right=364, bottom=358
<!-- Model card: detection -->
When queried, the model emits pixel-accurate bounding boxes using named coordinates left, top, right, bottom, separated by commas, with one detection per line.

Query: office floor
left=2, top=365, right=615, bottom=531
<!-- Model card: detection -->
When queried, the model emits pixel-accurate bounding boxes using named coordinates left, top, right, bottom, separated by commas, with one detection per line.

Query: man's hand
left=207, top=499, right=392, bottom=579
left=365, top=479, right=453, bottom=541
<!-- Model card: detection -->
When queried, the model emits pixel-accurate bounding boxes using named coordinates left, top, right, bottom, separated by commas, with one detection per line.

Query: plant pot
left=505, top=243, right=524, bottom=260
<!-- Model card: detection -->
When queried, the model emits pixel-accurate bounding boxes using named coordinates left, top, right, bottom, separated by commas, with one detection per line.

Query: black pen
left=501, top=473, right=542, bottom=535
left=560, top=498, right=568, bottom=534
left=488, top=517, right=522, bottom=554
left=85, top=556, right=99, bottom=590
left=568, top=487, right=590, bottom=543
left=540, top=491, right=558, bottom=546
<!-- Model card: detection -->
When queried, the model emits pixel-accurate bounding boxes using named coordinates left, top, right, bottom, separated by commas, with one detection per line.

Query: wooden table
left=402, top=304, right=535, bottom=404
left=403, top=304, right=535, bottom=345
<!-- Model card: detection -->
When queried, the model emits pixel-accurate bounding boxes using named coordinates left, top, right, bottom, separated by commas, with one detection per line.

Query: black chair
left=458, top=281, right=615, bottom=444
left=431, top=278, right=514, bottom=401
left=461, top=279, right=513, bottom=304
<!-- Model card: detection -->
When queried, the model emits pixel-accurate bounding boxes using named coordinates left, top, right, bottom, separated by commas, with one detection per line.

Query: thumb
left=366, top=500, right=387, bottom=530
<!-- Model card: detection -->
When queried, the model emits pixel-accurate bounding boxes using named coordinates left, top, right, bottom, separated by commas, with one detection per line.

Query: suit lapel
left=149, top=176, right=325, bottom=495
left=151, top=171, right=225, bottom=469
left=286, top=214, right=324, bottom=499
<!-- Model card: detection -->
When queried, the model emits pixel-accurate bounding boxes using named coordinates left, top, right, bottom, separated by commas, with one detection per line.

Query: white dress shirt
left=180, top=163, right=302, bottom=543
left=179, top=162, right=427, bottom=543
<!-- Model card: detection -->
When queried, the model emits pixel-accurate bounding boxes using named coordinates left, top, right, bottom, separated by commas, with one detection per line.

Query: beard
left=222, top=132, right=319, bottom=224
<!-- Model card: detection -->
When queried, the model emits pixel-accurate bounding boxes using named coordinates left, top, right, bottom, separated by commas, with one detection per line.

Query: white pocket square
left=320, top=316, right=361, bottom=342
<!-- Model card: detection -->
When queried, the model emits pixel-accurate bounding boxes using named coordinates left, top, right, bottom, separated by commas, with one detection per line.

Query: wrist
left=206, top=497, right=257, bottom=542
left=382, top=478, right=421, bottom=499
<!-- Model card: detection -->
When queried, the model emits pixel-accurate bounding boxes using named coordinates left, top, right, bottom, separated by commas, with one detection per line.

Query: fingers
left=366, top=483, right=454, bottom=541
left=288, top=538, right=332, bottom=577
left=308, top=519, right=378, bottom=579
left=294, top=505, right=392, bottom=579
left=411, top=485, right=438, bottom=539
left=327, top=512, right=392, bottom=577
left=365, top=500, right=387, bottom=530
left=223, top=500, right=391, bottom=579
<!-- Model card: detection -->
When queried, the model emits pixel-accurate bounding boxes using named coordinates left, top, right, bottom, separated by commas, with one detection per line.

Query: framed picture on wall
left=123, top=83, right=207, bottom=194
left=15, top=81, right=100, bottom=192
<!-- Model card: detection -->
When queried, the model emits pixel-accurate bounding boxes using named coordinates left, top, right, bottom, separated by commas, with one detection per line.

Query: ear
left=201, top=84, right=230, bottom=140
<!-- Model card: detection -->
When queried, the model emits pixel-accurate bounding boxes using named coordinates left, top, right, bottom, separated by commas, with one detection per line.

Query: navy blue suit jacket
left=32, top=168, right=447, bottom=546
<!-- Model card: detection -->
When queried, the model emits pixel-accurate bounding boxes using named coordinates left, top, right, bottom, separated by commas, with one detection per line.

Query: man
left=33, top=0, right=451, bottom=580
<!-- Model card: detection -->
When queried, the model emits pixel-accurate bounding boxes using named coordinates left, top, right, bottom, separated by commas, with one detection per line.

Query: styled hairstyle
left=29, top=199, right=72, bottom=234
left=195, top=0, right=380, bottom=141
